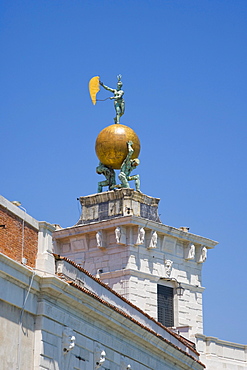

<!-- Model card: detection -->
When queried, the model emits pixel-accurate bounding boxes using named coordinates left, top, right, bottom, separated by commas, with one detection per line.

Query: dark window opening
left=157, top=284, right=174, bottom=327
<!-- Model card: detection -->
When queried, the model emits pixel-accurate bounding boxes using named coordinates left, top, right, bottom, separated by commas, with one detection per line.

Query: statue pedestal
left=76, top=188, right=161, bottom=225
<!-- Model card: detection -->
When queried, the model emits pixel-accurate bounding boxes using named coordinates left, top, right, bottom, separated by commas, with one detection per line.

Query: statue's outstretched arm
left=126, top=141, right=134, bottom=159
left=120, top=142, right=134, bottom=172
left=100, top=81, right=115, bottom=93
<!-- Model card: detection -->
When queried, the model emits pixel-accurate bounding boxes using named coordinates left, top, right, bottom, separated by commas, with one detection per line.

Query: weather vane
left=89, top=75, right=125, bottom=124
left=89, top=75, right=141, bottom=193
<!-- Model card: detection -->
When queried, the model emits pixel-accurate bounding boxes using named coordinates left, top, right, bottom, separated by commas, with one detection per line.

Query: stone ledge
left=79, top=188, right=160, bottom=206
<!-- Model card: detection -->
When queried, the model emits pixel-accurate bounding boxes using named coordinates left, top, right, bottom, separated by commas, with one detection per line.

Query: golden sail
left=89, top=76, right=100, bottom=105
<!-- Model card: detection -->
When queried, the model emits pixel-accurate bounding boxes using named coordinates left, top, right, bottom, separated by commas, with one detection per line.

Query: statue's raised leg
left=98, top=180, right=109, bottom=193
left=128, top=175, right=141, bottom=192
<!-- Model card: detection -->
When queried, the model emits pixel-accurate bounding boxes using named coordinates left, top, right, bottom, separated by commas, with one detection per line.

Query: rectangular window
left=157, top=284, right=174, bottom=327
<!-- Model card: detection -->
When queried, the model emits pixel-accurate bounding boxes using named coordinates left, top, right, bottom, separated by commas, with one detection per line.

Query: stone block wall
left=0, top=300, right=35, bottom=370
left=34, top=301, right=187, bottom=370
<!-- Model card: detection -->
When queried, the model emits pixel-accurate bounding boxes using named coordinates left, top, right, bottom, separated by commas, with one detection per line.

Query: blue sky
left=1, top=0, right=247, bottom=344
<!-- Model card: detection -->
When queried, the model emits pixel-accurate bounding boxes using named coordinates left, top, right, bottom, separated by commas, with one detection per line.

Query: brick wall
left=0, top=206, right=38, bottom=267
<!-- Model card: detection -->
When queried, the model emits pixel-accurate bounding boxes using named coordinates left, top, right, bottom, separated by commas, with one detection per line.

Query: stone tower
left=53, top=188, right=217, bottom=340
left=53, top=77, right=218, bottom=341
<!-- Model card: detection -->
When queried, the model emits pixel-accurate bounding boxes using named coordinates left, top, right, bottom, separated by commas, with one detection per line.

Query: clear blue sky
left=1, top=0, right=247, bottom=345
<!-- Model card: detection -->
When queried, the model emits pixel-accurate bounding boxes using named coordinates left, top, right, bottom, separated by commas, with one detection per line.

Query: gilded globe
left=95, top=124, right=141, bottom=169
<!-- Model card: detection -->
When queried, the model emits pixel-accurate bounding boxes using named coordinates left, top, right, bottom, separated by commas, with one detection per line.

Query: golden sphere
left=95, top=124, right=141, bottom=169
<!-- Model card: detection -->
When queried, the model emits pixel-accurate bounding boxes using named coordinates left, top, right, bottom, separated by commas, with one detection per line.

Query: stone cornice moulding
left=195, top=333, right=247, bottom=350
left=79, top=189, right=160, bottom=207
left=176, top=282, right=205, bottom=293
left=99, top=268, right=206, bottom=291
left=53, top=215, right=218, bottom=249
left=39, top=221, right=56, bottom=233
left=0, top=253, right=41, bottom=313
left=0, top=253, right=40, bottom=288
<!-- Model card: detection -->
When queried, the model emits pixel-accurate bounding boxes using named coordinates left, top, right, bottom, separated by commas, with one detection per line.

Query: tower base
left=76, top=188, right=161, bottom=225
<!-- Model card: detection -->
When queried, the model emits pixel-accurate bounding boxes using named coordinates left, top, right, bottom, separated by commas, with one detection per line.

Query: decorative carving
left=165, top=259, right=173, bottom=277
left=115, top=226, right=126, bottom=245
left=184, top=243, right=195, bottom=260
left=96, top=230, right=105, bottom=248
left=96, top=231, right=102, bottom=247
left=62, top=327, right=76, bottom=354
left=95, top=350, right=106, bottom=369
left=148, top=231, right=158, bottom=249
left=115, top=227, right=121, bottom=244
left=94, top=343, right=106, bottom=369
left=135, top=227, right=145, bottom=245
left=198, top=246, right=207, bottom=263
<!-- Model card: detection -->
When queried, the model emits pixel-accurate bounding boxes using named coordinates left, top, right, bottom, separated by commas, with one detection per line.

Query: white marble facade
left=53, top=215, right=217, bottom=339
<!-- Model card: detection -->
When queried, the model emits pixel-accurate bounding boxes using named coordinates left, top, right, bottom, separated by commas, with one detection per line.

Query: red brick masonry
left=0, top=206, right=38, bottom=267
